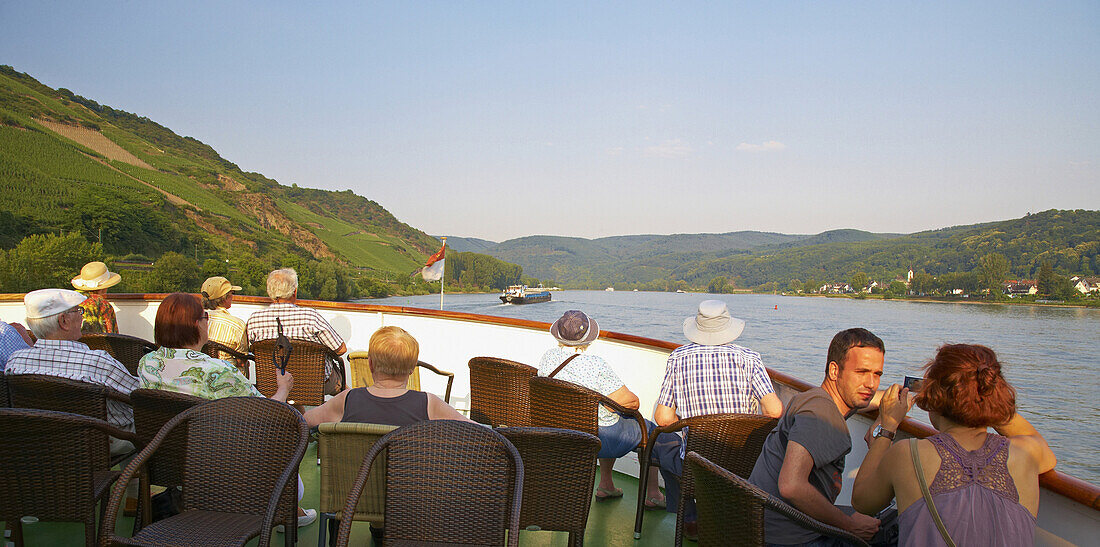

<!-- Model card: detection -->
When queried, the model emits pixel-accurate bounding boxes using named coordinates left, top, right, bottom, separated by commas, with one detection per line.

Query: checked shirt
left=6, top=339, right=140, bottom=429
left=246, top=303, right=344, bottom=378
left=656, top=342, right=775, bottom=419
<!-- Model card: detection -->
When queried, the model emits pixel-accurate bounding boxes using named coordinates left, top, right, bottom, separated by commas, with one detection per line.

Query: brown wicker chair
left=6, top=373, right=138, bottom=467
left=528, top=375, right=649, bottom=445
left=253, top=338, right=346, bottom=406
left=128, top=389, right=207, bottom=533
left=0, top=372, right=8, bottom=408
left=334, top=420, right=524, bottom=547
left=498, top=427, right=600, bottom=547
left=99, top=397, right=309, bottom=547
left=316, top=422, right=398, bottom=547
left=348, top=352, right=455, bottom=403
left=79, top=333, right=157, bottom=376
left=200, top=340, right=253, bottom=379
left=632, top=413, right=778, bottom=542
left=468, top=356, right=537, bottom=427
left=0, top=408, right=128, bottom=547
left=685, top=451, right=870, bottom=547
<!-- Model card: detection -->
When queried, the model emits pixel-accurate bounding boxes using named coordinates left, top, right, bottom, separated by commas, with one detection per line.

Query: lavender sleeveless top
left=341, top=388, right=429, bottom=427
left=899, top=433, right=1036, bottom=547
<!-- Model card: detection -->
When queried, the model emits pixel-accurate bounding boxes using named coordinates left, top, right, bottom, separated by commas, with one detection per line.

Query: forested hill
left=483, top=211, right=1099, bottom=291
left=0, top=65, right=513, bottom=298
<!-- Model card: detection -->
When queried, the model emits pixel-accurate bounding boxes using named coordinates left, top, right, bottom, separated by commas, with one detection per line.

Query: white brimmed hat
left=71, top=261, right=121, bottom=291
left=25, top=288, right=87, bottom=319
left=550, top=310, right=600, bottom=347
left=201, top=276, right=242, bottom=300
left=683, top=300, right=745, bottom=346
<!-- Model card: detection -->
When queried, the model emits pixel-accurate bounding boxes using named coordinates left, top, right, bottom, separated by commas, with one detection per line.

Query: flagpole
left=439, top=237, right=446, bottom=310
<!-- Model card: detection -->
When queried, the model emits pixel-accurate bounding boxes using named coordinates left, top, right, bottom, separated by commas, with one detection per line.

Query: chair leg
left=633, top=456, right=653, bottom=539
left=317, top=513, right=331, bottom=547
left=86, top=517, right=96, bottom=547
left=12, top=519, right=25, bottom=547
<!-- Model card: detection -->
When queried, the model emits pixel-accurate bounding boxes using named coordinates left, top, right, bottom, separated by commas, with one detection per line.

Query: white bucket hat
left=683, top=300, right=745, bottom=346
left=71, top=261, right=121, bottom=291
left=25, top=288, right=87, bottom=319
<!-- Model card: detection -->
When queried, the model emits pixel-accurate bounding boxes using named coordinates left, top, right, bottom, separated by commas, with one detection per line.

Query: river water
left=369, top=290, right=1100, bottom=484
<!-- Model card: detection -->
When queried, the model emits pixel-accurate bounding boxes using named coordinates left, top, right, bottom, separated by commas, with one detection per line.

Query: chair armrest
left=204, top=340, right=252, bottom=362
left=761, top=489, right=870, bottom=547
left=416, top=361, right=455, bottom=403
left=597, top=395, right=649, bottom=452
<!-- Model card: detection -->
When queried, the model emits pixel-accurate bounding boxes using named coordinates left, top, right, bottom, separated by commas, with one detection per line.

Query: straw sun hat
left=683, top=300, right=745, bottom=346
left=71, top=261, right=121, bottom=291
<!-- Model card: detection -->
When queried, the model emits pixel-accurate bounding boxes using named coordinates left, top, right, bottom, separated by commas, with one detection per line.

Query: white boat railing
left=0, top=293, right=1096, bottom=545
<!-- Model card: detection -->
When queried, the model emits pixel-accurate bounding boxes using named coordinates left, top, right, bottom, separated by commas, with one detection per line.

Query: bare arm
left=426, top=393, right=474, bottom=422
left=303, top=390, right=349, bottom=428
left=779, top=441, right=880, bottom=541
left=655, top=404, right=678, bottom=427
left=606, top=385, right=640, bottom=411
left=995, top=413, right=1057, bottom=473
left=852, top=384, right=912, bottom=514
left=760, top=392, right=783, bottom=418
left=271, top=369, right=293, bottom=403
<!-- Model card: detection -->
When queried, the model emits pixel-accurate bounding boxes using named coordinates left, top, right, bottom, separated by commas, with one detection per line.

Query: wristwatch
left=872, top=424, right=896, bottom=441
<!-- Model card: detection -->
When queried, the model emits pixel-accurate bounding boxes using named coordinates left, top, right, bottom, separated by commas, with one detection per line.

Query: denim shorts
left=597, top=413, right=655, bottom=459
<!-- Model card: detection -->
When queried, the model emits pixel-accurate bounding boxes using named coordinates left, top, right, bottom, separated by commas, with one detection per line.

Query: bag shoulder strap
left=911, top=438, right=955, bottom=547
left=548, top=353, right=581, bottom=378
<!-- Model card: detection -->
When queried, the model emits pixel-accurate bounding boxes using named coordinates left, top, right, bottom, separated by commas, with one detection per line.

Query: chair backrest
left=79, top=333, right=157, bottom=375
left=528, top=376, right=601, bottom=436
left=0, top=408, right=117, bottom=522
left=348, top=350, right=422, bottom=390
left=101, top=397, right=309, bottom=547
left=6, top=373, right=119, bottom=469
left=498, top=427, right=599, bottom=539
left=335, top=420, right=523, bottom=547
left=200, top=340, right=252, bottom=378
left=0, top=373, right=8, bottom=408
left=318, top=422, right=398, bottom=523
left=683, top=413, right=778, bottom=480
left=252, top=338, right=337, bottom=406
left=130, top=388, right=206, bottom=487
left=468, top=356, right=537, bottom=427
left=684, top=451, right=870, bottom=547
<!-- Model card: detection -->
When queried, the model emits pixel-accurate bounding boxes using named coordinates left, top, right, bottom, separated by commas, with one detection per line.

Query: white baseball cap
left=25, top=288, right=87, bottom=319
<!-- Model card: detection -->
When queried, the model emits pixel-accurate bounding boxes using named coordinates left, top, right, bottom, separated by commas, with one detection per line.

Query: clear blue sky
left=2, top=1, right=1097, bottom=241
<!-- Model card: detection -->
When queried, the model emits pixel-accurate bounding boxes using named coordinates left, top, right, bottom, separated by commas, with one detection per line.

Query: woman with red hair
left=852, top=344, right=1056, bottom=546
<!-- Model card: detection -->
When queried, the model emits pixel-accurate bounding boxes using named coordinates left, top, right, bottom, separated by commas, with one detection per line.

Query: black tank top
left=341, top=387, right=430, bottom=426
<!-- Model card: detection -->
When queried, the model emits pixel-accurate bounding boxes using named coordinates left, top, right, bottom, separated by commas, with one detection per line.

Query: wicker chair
left=0, top=372, right=8, bottom=408
left=0, top=409, right=129, bottom=547
left=316, top=422, right=398, bottom=547
left=348, top=351, right=455, bottom=403
left=200, top=340, right=253, bottom=379
left=6, top=373, right=137, bottom=467
left=99, top=397, right=309, bottom=547
left=685, top=451, right=870, bottom=547
left=128, top=389, right=207, bottom=533
left=528, top=375, right=649, bottom=445
left=79, top=333, right=157, bottom=376
left=498, top=427, right=600, bottom=547
left=632, top=413, right=778, bottom=542
left=334, top=420, right=524, bottom=547
left=252, top=338, right=346, bottom=406
left=468, top=356, right=537, bottom=427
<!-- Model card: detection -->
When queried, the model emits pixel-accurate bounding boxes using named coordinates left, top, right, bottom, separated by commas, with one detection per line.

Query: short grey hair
left=267, top=268, right=299, bottom=300
left=27, top=313, right=63, bottom=339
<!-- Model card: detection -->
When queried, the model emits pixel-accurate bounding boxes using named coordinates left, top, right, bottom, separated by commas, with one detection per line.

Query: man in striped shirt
left=201, top=276, right=249, bottom=373
left=7, top=288, right=140, bottom=455
left=652, top=300, right=783, bottom=538
left=246, top=268, right=347, bottom=395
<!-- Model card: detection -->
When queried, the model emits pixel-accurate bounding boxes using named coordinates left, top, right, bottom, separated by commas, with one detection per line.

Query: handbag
left=910, top=438, right=956, bottom=547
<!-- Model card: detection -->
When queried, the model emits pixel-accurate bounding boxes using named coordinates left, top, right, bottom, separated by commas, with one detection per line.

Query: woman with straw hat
left=72, top=261, right=121, bottom=334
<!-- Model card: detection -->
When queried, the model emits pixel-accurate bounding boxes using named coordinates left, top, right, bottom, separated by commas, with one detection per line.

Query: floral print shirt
left=139, top=347, right=261, bottom=400
left=78, top=291, right=118, bottom=334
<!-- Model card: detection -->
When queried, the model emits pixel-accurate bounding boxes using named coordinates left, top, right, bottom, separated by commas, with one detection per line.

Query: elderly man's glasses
left=67, top=307, right=85, bottom=316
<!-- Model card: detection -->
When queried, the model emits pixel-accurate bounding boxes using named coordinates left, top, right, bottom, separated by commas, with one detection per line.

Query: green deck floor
left=12, top=443, right=681, bottom=546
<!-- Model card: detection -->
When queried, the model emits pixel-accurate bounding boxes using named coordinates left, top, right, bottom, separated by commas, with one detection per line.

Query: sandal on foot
left=644, top=495, right=667, bottom=509
left=595, top=486, right=624, bottom=500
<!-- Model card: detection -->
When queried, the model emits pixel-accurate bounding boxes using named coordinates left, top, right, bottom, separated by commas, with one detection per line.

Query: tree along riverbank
left=785, top=292, right=1100, bottom=309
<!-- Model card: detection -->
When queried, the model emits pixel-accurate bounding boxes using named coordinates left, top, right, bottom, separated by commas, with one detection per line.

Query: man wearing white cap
left=652, top=300, right=783, bottom=538
left=7, top=288, right=140, bottom=454
left=201, top=276, right=248, bottom=371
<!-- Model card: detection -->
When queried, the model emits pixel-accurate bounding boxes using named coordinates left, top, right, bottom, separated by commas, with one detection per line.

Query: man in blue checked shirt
left=652, top=300, right=783, bottom=540
left=0, top=319, right=33, bottom=370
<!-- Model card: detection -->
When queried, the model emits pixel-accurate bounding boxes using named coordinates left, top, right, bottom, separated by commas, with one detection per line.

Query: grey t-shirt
left=748, top=386, right=852, bottom=545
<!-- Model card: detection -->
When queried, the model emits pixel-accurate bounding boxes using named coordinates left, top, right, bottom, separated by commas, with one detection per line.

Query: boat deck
left=18, top=442, right=679, bottom=546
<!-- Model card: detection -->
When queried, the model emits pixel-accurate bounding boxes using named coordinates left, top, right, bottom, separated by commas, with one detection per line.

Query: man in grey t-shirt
left=748, top=328, right=890, bottom=546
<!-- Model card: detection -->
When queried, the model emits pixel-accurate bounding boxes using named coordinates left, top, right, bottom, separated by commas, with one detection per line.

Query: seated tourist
left=72, top=261, right=121, bottom=334
left=139, top=292, right=314, bottom=527
left=852, top=344, right=1056, bottom=547
left=303, top=326, right=469, bottom=428
left=199, top=276, right=249, bottom=373
left=538, top=310, right=666, bottom=507
left=7, top=288, right=139, bottom=455
left=246, top=268, right=346, bottom=395
left=0, top=319, right=33, bottom=369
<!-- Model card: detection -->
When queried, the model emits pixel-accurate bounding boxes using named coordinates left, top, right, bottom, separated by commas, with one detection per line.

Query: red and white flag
left=421, top=243, right=446, bottom=281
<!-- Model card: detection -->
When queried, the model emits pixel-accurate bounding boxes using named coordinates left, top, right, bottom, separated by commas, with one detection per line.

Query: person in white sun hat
left=72, top=261, right=122, bottom=334
left=651, top=299, right=784, bottom=539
